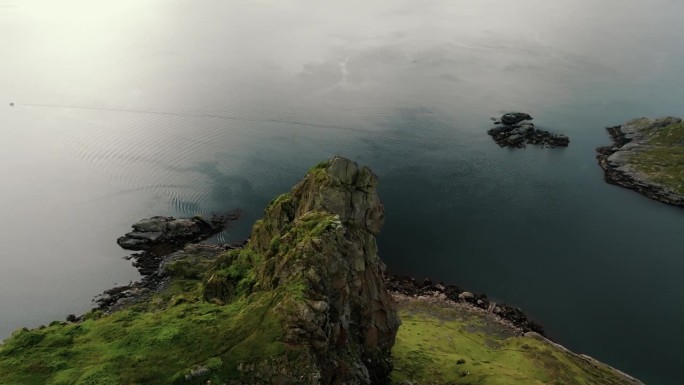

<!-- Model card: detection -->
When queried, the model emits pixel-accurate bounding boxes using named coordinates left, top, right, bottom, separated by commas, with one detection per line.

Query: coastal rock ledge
left=597, top=117, right=684, bottom=207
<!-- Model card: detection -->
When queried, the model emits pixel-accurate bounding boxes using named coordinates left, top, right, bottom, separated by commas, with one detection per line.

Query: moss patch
left=0, top=245, right=291, bottom=385
left=630, top=121, right=684, bottom=194
left=392, top=299, right=635, bottom=385
left=0, top=292, right=286, bottom=385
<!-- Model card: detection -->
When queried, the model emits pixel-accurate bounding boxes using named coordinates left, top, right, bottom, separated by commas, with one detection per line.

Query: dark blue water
left=2, top=1, right=684, bottom=383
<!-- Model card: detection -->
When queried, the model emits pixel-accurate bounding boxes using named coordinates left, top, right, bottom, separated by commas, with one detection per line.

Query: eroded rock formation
left=205, top=156, right=400, bottom=384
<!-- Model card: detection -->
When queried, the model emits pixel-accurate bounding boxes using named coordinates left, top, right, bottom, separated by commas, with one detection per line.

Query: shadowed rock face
left=246, top=156, right=399, bottom=385
left=500, top=112, right=533, bottom=126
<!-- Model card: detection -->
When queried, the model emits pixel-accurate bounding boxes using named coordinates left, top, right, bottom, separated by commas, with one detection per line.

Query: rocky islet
left=488, top=112, right=570, bottom=148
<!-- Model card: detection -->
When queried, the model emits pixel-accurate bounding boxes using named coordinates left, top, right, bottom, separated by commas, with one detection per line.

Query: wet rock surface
left=488, top=113, right=569, bottom=148
left=596, top=117, right=684, bottom=207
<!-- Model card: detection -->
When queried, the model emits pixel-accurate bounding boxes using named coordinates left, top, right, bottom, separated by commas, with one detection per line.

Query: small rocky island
left=0, top=157, right=643, bottom=385
left=488, top=112, right=570, bottom=148
left=117, top=214, right=238, bottom=251
left=597, top=117, right=684, bottom=207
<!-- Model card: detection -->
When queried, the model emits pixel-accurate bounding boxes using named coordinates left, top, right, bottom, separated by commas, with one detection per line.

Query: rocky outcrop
left=101, top=212, right=241, bottom=312
left=205, top=156, right=400, bottom=385
left=116, top=213, right=237, bottom=250
left=498, top=112, right=533, bottom=126
left=96, top=243, right=239, bottom=312
left=488, top=113, right=569, bottom=148
left=597, top=117, right=684, bottom=207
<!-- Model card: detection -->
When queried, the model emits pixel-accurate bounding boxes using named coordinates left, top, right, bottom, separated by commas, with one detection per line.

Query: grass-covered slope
left=0, top=248, right=288, bottom=385
left=628, top=120, right=684, bottom=194
left=392, top=297, right=643, bottom=385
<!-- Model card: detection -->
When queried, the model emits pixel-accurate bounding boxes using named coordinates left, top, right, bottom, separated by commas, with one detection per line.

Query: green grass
left=0, top=242, right=292, bottom=385
left=0, top=193, right=335, bottom=384
left=392, top=299, right=634, bottom=385
left=0, top=290, right=286, bottom=385
left=630, top=121, right=684, bottom=194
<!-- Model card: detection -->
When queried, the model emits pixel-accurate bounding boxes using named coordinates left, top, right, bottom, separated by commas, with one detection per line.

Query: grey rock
left=117, top=216, right=219, bottom=250
left=487, top=116, right=569, bottom=148
left=185, top=366, right=210, bottom=381
left=501, top=112, right=533, bottom=126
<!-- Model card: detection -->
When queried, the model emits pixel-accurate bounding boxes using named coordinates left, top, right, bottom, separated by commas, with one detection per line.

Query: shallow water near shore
left=2, top=0, right=684, bottom=383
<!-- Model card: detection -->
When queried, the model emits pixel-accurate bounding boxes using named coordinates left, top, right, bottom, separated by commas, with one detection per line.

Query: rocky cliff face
left=205, top=156, right=400, bottom=384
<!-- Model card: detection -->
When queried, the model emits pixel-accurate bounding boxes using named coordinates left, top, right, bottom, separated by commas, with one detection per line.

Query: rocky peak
left=236, top=156, right=399, bottom=384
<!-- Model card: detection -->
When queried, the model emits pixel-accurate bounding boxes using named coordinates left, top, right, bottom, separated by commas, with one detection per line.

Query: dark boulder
left=500, top=112, right=533, bottom=126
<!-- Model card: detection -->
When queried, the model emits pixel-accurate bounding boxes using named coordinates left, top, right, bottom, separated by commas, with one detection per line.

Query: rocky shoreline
left=98, top=228, right=546, bottom=340
left=387, top=276, right=545, bottom=336
left=95, top=242, right=243, bottom=312
left=596, top=117, right=684, bottom=207
left=95, top=212, right=242, bottom=313
left=96, top=243, right=546, bottom=338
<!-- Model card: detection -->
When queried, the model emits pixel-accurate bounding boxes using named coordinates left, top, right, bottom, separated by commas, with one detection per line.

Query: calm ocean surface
left=2, top=1, right=684, bottom=383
